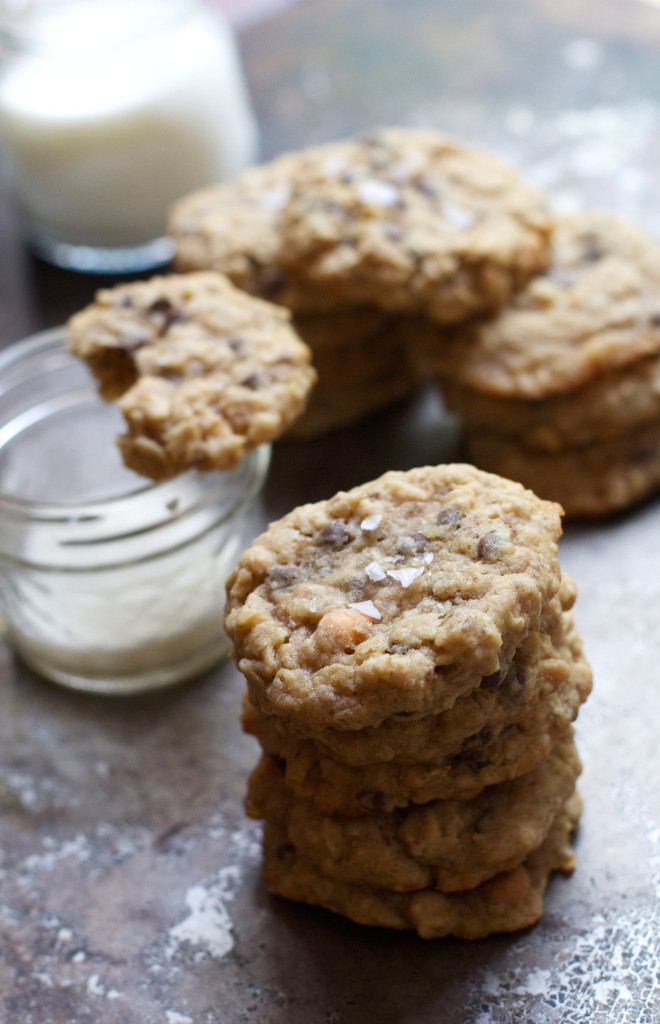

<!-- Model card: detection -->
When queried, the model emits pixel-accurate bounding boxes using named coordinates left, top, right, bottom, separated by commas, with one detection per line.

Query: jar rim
left=0, top=325, right=272, bottom=523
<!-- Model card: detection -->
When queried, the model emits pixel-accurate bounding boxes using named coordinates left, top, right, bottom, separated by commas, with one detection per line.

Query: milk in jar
left=0, top=0, right=258, bottom=271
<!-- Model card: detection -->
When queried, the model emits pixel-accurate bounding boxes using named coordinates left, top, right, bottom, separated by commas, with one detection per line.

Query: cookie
left=242, top=581, right=576, bottom=767
left=284, top=308, right=428, bottom=438
left=434, top=210, right=660, bottom=399
left=169, top=152, right=300, bottom=303
left=247, top=732, right=580, bottom=893
left=170, top=129, right=551, bottom=325
left=466, top=421, right=660, bottom=518
left=442, top=349, right=660, bottom=453
left=277, top=127, right=551, bottom=321
left=242, top=623, right=591, bottom=815
left=66, top=272, right=317, bottom=479
left=261, top=792, right=581, bottom=939
left=225, top=464, right=563, bottom=732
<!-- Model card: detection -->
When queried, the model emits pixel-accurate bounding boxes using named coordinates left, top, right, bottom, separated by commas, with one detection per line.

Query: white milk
left=0, top=0, right=257, bottom=262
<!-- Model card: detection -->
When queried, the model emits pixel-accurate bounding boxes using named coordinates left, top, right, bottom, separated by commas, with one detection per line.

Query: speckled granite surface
left=1, top=0, right=660, bottom=1020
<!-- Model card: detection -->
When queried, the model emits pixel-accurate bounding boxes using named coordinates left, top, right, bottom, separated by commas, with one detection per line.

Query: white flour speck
left=167, top=866, right=240, bottom=961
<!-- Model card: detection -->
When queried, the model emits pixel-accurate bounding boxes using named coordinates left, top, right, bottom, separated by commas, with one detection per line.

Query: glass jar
left=0, top=0, right=258, bottom=272
left=0, top=328, right=270, bottom=694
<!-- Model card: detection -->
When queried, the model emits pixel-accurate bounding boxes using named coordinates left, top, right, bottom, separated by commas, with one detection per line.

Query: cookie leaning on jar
left=225, top=463, right=592, bottom=938
left=66, top=270, right=317, bottom=479
left=169, top=127, right=553, bottom=437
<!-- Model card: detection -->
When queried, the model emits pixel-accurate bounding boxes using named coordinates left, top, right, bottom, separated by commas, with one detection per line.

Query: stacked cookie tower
left=169, top=127, right=552, bottom=438
left=225, top=464, right=592, bottom=938
left=434, top=210, right=660, bottom=518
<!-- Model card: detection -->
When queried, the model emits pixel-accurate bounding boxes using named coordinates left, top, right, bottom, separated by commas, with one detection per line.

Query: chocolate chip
left=477, top=531, right=502, bottom=560
left=413, top=175, right=440, bottom=199
left=258, top=267, right=287, bottom=300
left=147, top=296, right=186, bottom=333
left=480, top=671, right=501, bottom=690
left=275, top=841, right=296, bottom=864
left=267, top=566, right=299, bottom=589
left=455, top=727, right=493, bottom=771
left=148, top=297, right=175, bottom=316
left=580, top=237, right=605, bottom=263
left=502, top=667, right=527, bottom=703
left=227, top=336, right=246, bottom=354
left=650, top=314, right=660, bottom=328
left=383, top=221, right=404, bottom=242
left=359, top=790, right=389, bottom=813
left=318, top=522, right=352, bottom=547
left=437, top=506, right=462, bottom=527
left=241, top=373, right=261, bottom=390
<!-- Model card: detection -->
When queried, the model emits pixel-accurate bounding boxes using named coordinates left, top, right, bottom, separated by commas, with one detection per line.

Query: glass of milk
left=0, top=0, right=258, bottom=272
left=0, top=327, right=270, bottom=694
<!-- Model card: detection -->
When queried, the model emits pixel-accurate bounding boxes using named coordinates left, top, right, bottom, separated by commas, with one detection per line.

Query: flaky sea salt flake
left=365, top=561, right=386, bottom=581
left=358, top=179, right=400, bottom=206
left=348, top=600, right=381, bottom=621
left=360, top=514, right=382, bottom=531
left=387, top=567, right=424, bottom=588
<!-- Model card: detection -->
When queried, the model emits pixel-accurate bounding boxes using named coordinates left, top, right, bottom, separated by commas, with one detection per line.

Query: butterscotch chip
left=225, top=464, right=563, bottom=732
left=66, top=272, right=316, bottom=479
left=243, top=620, right=591, bottom=814
left=466, top=422, right=660, bottom=518
left=260, top=792, right=581, bottom=939
left=435, top=210, right=660, bottom=399
left=247, top=732, right=580, bottom=894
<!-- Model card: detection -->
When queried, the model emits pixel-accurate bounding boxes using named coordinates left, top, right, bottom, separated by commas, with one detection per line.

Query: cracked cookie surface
left=66, top=272, right=316, bottom=479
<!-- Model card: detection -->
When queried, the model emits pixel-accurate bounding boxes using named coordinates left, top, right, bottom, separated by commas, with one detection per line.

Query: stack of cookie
left=225, top=463, right=592, bottom=938
left=169, top=127, right=552, bottom=437
left=434, top=210, right=660, bottom=517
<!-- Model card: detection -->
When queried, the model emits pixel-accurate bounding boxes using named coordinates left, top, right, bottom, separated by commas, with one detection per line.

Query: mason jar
left=0, top=0, right=258, bottom=272
left=0, top=328, right=270, bottom=694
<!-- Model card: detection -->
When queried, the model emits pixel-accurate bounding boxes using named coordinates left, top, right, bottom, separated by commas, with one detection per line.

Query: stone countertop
left=1, top=0, right=660, bottom=1020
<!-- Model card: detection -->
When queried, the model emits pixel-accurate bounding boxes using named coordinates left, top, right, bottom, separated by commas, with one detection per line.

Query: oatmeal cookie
left=242, top=584, right=576, bottom=767
left=434, top=210, right=660, bottom=398
left=170, top=129, right=551, bottom=324
left=261, top=792, right=581, bottom=939
left=284, top=308, right=428, bottom=438
left=247, top=732, right=580, bottom=893
left=225, top=464, right=563, bottom=731
left=242, top=624, right=591, bottom=815
left=442, top=350, right=660, bottom=453
left=66, top=272, right=317, bottom=479
left=277, top=127, right=551, bottom=321
left=466, top=421, right=660, bottom=518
